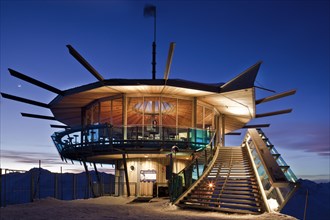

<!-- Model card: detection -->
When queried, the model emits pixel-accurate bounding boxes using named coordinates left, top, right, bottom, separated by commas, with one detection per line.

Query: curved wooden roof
left=49, top=62, right=261, bottom=133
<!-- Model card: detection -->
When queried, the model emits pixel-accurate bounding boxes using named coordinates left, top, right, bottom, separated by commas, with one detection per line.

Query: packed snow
left=0, top=196, right=296, bottom=220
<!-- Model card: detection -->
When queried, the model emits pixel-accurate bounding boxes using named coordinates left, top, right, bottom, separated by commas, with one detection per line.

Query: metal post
left=4, top=169, right=7, bottom=207
left=195, top=158, right=200, bottom=178
left=122, top=154, right=130, bottom=197
left=39, top=160, right=41, bottom=199
left=0, top=169, right=2, bottom=207
left=30, top=171, right=34, bottom=203
left=73, top=174, right=76, bottom=200
left=204, top=149, right=208, bottom=170
left=152, top=8, right=157, bottom=80
left=220, top=114, right=225, bottom=147
left=54, top=173, right=58, bottom=199
left=93, top=163, right=103, bottom=196
left=60, top=167, right=63, bottom=200
left=82, top=160, right=95, bottom=198
left=169, top=153, right=173, bottom=199
left=303, top=189, right=309, bottom=220
left=152, top=42, right=156, bottom=79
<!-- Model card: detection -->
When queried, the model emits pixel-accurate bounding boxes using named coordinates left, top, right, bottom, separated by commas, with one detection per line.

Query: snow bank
left=0, top=197, right=296, bottom=220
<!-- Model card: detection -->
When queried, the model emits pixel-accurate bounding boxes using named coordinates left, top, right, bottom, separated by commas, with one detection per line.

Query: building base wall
left=115, top=157, right=190, bottom=197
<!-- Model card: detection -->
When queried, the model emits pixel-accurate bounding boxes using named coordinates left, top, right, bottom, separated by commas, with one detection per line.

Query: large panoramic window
left=83, top=96, right=215, bottom=130
left=178, top=99, right=193, bottom=128
left=161, top=97, right=177, bottom=127
left=127, top=97, right=143, bottom=125
left=85, top=97, right=122, bottom=126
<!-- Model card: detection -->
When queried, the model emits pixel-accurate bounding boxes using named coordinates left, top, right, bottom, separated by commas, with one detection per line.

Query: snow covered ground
left=0, top=196, right=296, bottom=220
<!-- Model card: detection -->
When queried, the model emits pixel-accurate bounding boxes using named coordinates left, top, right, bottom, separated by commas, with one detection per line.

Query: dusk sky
left=0, top=1, right=329, bottom=181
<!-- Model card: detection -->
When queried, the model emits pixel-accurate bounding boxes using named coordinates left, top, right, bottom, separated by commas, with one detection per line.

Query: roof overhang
left=49, top=78, right=256, bottom=133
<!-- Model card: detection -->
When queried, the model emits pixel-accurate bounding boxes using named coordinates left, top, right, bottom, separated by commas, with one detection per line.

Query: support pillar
left=122, top=154, right=130, bottom=197
left=123, top=95, right=127, bottom=140
left=219, top=114, right=225, bottom=147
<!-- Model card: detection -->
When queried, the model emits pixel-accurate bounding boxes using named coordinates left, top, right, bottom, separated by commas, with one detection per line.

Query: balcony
left=51, top=123, right=214, bottom=161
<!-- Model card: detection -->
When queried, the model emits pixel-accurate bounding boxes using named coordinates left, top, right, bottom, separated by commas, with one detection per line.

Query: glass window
left=85, top=108, right=92, bottom=125
left=178, top=99, right=193, bottom=128
left=143, top=97, right=160, bottom=127
left=161, top=97, right=176, bottom=127
left=92, top=103, right=99, bottom=124
left=100, top=101, right=111, bottom=124
left=196, top=105, right=203, bottom=129
left=127, top=97, right=143, bottom=125
left=112, top=98, right=122, bottom=126
left=204, top=107, right=214, bottom=129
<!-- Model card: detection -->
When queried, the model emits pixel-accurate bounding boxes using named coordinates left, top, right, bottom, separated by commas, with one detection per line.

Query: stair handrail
left=172, top=143, right=222, bottom=205
left=175, top=129, right=217, bottom=175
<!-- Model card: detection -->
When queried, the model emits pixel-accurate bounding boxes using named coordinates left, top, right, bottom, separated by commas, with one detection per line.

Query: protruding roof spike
left=225, top=132, right=241, bottom=135
left=220, top=61, right=262, bottom=92
left=243, top=124, right=270, bottom=128
left=256, top=89, right=296, bottom=105
left=8, top=68, right=63, bottom=95
left=66, top=44, right=105, bottom=82
left=50, top=124, right=70, bottom=129
left=21, top=112, right=57, bottom=120
left=163, top=42, right=176, bottom=82
left=1, top=92, right=49, bottom=108
left=256, top=109, right=292, bottom=118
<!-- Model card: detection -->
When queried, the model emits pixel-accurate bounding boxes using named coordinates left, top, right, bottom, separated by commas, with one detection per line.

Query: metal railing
left=0, top=168, right=115, bottom=207
left=52, top=124, right=214, bottom=159
left=170, top=131, right=217, bottom=202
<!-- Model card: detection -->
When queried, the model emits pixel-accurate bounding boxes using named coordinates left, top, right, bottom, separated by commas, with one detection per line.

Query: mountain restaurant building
left=1, top=44, right=298, bottom=214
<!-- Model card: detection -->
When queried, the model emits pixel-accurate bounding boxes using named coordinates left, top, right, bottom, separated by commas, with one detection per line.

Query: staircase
left=177, top=146, right=264, bottom=214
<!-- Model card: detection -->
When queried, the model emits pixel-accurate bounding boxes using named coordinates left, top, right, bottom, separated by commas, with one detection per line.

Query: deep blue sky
left=0, top=0, right=329, bottom=180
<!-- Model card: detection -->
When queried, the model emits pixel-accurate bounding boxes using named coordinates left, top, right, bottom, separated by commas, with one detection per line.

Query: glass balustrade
left=243, top=129, right=299, bottom=212
left=52, top=123, right=214, bottom=158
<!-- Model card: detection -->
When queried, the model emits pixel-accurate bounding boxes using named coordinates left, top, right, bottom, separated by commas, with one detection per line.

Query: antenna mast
left=144, top=4, right=157, bottom=80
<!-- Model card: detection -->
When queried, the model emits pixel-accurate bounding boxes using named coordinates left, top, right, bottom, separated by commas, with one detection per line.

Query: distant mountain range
left=1, top=169, right=329, bottom=219
left=282, top=179, right=330, bottom=220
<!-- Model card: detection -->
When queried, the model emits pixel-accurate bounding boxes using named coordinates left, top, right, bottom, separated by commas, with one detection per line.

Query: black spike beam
left=256, top=89, right=296, bottom=105
left=256, top=109, right=292, bottom=118
left=1, top=93, right=49, bottom=108
left=8, top=69, right=63, bottom=95
left=243, top=124, right=270, bottom=128
left=220, top=61, right=262, bottom=92
left=21, top=113, right=57, bottom=120
left=225, top=132, right=241, bottom=135
left=50, top=124, right=70, bottom=129
left=66, top=45, right=105, bottom=82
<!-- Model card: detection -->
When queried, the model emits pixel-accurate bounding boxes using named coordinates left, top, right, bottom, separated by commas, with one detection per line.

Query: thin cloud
left=1, top=149, right=64, bottom=166
left=265, top=122, right=329, bottom=156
